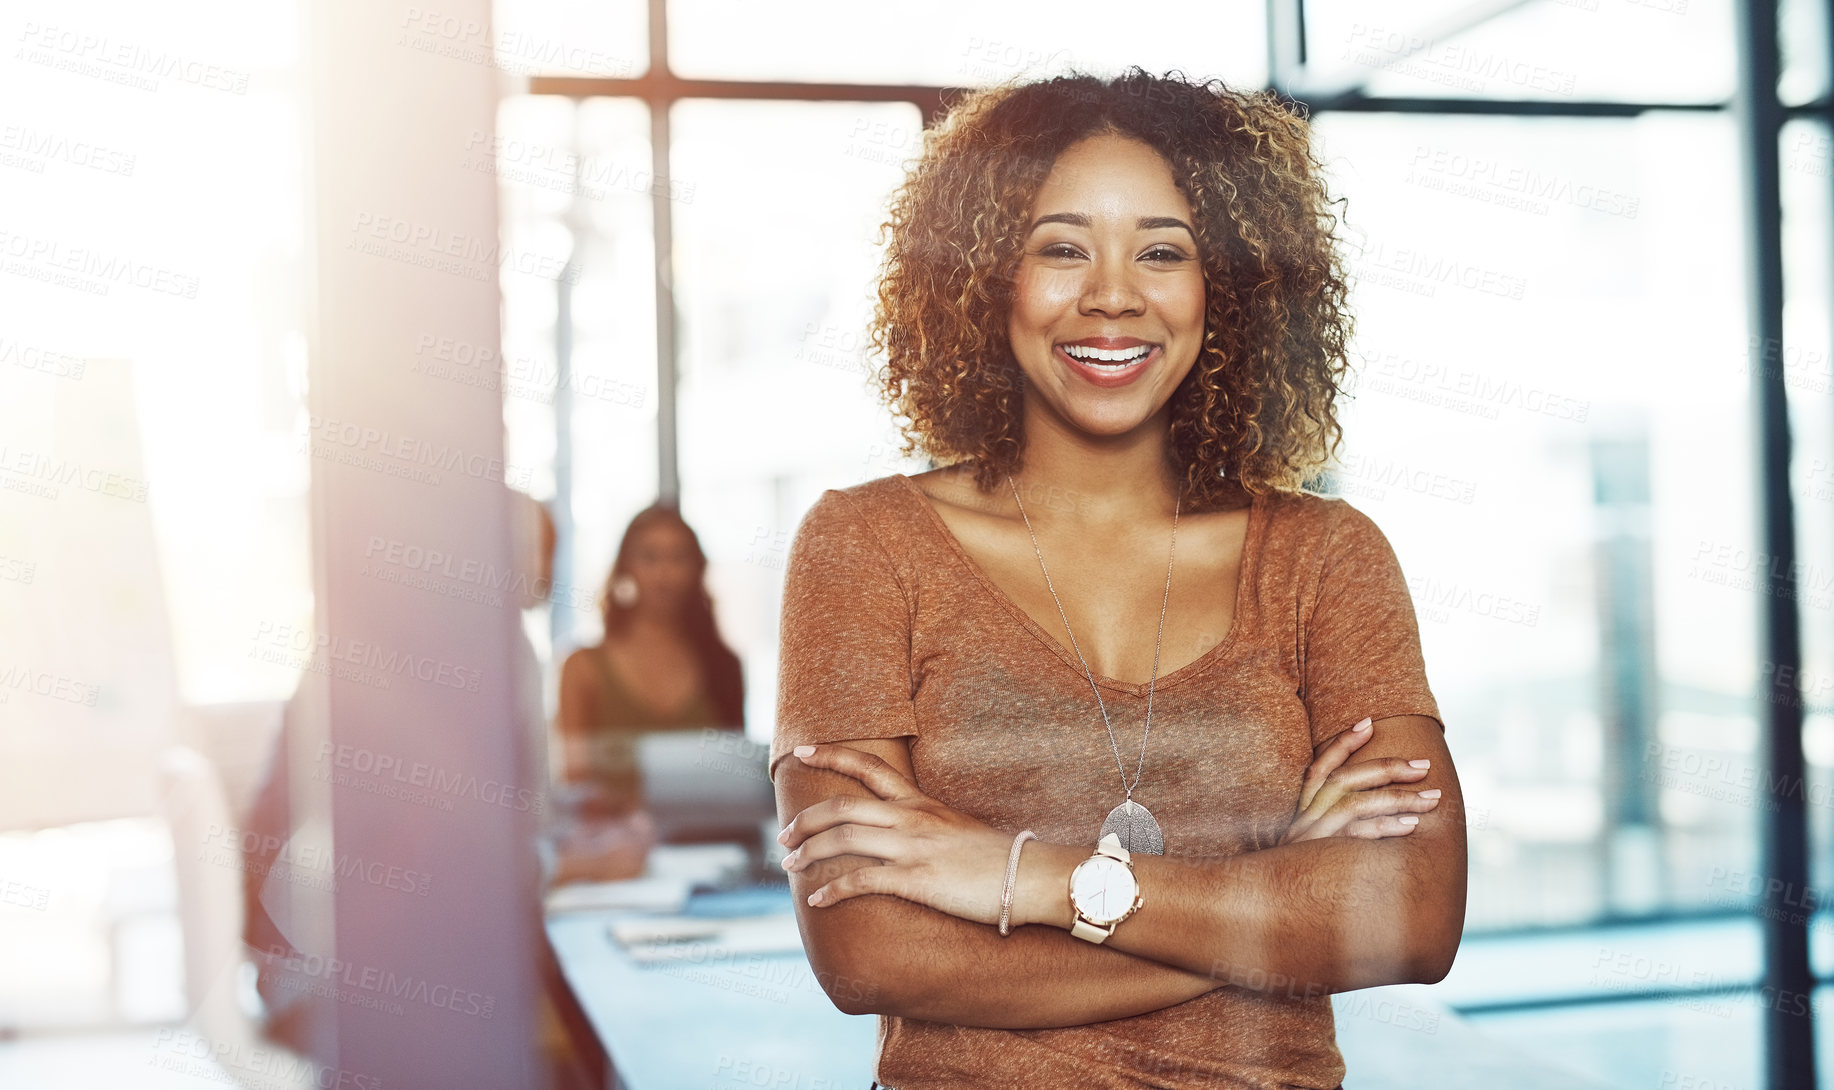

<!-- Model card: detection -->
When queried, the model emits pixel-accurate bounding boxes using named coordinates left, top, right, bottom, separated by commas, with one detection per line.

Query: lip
left=1055, top=340, right=1160, bottom=389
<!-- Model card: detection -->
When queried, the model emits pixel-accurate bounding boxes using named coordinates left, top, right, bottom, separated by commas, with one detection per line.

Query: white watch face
left=1071, top=855, right=1137, bottom=925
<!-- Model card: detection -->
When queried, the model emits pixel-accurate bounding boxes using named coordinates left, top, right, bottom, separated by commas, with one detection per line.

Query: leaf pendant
left=1099, top=799, right=1165, bottom=855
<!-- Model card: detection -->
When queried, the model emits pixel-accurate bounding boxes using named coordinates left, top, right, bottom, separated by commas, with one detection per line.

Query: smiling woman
left=769, top=69, right=1464, bottom=1090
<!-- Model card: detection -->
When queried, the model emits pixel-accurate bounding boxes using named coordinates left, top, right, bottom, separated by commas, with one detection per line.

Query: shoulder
left=783, top=476, right=925, bottom=590
left=1260, top=486, right=1341, bottom=544
left=1265, top=486, right=1384, bottom=543
left=1261, top=488, right=1403, bottom=586
left=560, top=645, right=606, bottom=680
left=900, top=462, right=986, bottom=505
left=792, top=473, right=923, bottom=550
left=800, top=473, right=908, bottom=519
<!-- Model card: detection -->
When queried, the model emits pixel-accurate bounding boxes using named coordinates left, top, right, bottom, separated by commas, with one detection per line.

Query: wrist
left=1013, top=841, right=1083, bottom=930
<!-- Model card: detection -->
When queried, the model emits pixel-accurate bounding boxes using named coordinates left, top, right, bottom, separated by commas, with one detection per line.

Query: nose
left=1079, top=252, right=1145, bottom=318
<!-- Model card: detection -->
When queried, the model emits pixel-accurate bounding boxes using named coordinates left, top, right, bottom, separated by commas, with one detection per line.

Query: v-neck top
left=892, top=472, right=1263, bottom=698
left=769, top=472, right=1443, bottom=1090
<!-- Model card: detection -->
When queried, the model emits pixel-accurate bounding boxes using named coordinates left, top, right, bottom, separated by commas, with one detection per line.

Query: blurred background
left=1, top=0, right=1831, bottom=1087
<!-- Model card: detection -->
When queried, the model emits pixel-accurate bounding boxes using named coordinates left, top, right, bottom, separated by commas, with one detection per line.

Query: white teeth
left=1063, top=344, right=1152, bottom=364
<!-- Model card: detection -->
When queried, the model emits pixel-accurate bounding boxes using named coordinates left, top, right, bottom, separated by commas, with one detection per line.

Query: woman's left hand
left=778, top=743, right=1015, bottom=924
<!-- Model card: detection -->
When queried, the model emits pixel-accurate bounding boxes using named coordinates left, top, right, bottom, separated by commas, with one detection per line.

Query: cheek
left=1155, top=276, right=1207, bottom=334
left=1011, top=266, right=1080, bottom=329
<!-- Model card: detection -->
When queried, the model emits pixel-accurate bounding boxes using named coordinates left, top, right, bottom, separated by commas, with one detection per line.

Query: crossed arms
left=774, top=714, right=1466, bottom=1029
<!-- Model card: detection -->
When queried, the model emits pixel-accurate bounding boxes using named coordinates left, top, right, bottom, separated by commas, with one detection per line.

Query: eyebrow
left=1028, top=212, right=1197, bottom=240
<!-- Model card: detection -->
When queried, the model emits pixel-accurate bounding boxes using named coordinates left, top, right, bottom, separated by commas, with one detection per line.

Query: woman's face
left=622, top=520, right=699, bottom=609
left=1007, top=131, right=1207, bottom=440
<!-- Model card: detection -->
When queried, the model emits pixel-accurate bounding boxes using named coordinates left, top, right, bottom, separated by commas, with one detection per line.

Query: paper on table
left=615, top=912, right=805, bottom=963
left=609, top=916, right=730, bottom=944
left=609, top=912, right=798, bottom=944
left=544, top=875, right=692, bottom=915
left=643, top=843, right=751, bottom=887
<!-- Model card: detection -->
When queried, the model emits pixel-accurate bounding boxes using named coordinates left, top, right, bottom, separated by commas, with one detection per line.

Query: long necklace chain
left=1006, top=475, right=1179, bottom=802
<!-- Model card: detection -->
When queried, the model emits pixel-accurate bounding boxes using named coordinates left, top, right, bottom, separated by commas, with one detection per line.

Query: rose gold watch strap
left=1070, top=916, right=1112, bottom=943
left=1096, top=832, right=1131, bottom=864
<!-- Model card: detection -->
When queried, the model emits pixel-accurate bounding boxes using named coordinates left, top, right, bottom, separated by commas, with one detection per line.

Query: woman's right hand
left=1278, top=716, right=1441, bottom=845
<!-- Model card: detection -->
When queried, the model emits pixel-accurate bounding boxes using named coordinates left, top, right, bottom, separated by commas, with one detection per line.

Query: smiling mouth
left=1060, top=343, right=1156, bottom=370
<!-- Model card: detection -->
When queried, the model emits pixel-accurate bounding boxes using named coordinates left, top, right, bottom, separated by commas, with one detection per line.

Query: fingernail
left=807, top=891, right=822, bottom=906
left=1398, top=815, right=1420, bottom=825
left=1352, top=717, right=1372, bottom=732
left=1408, top=759, right=1431, bottom=769
left=1418, top=789, right=1442, bottom=799
left=776, top=827, right=790, bottom=845
left=793, top=745, right=815, bottom=758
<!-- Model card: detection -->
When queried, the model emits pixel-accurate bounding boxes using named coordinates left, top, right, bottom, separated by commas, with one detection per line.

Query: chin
left=1064, top=401, right=1165, bottom=437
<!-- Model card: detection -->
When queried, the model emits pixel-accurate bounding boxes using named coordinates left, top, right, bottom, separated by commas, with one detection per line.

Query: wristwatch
left=1068, top=832, right=1144, bottom=943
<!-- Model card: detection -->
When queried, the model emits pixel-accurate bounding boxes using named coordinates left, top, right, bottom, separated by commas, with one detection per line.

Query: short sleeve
left=1299, top=501, right=1444, bottom=750
left=768, top=489, right=920, bottom=785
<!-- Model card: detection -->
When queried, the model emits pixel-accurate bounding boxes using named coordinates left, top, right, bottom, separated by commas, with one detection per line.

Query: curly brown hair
left=868, top=68, right=1353, bottom=512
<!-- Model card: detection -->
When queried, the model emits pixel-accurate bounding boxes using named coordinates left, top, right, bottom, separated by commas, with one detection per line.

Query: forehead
left=1029, top=133, right=1190, bottom=218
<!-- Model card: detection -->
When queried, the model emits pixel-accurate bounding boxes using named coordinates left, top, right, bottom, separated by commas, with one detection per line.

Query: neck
left=1003, top=395, right=1182, bottom=527
left=623, top=605, right=688, bottom=642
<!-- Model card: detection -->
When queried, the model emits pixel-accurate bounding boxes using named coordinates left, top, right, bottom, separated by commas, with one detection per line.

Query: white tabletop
left=546, top=883, right=874, bottom=1089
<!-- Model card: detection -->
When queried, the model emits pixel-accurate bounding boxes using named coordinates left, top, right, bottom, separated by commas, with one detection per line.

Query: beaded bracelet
left=998, top=829, right=1037, bottom=936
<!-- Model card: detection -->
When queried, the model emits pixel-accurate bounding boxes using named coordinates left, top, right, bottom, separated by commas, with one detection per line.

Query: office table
left=545, top=881, right=1609, bottom=1090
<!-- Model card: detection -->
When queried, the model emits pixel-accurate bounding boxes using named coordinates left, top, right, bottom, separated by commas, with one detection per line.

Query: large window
left=496, top=94, right=659, bottom=671
left=669, top=99, right=926, bottom=727
left=1313, top=110, right=1752, bottom=929
left=665, top=0, right=1266, bottom=85
left=1303, top=0, right=1736, bottom=104
left=0, top=0, right=315, bottom=1030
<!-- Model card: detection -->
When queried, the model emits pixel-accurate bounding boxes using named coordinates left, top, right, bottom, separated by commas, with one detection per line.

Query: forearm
left=795, top=853, right=1218, bottom=1028
left=1017, top=836, right=1465, bottom=996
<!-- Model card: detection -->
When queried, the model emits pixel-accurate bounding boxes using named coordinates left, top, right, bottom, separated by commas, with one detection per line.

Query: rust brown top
left=770, top=472, right=1443, bottom=1090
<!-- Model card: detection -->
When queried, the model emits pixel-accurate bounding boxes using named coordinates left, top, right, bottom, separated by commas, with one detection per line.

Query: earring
left=612, top=575, right=639, bottom=606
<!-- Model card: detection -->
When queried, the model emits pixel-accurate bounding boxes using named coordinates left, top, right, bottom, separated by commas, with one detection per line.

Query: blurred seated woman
left=548, top=503, right=746, bottom=882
